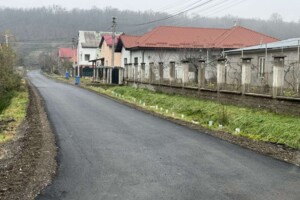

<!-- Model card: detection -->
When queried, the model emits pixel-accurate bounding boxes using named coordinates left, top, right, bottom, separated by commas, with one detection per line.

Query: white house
left=119, top=26, right=278, bottom=85
left=225, top=38, right=300, bottom=96
left=76, top=31, right=102, bottom=77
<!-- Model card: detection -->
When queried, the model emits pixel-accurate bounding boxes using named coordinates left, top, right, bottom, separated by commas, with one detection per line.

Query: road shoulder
left=0, top=81, right=57, bottom=200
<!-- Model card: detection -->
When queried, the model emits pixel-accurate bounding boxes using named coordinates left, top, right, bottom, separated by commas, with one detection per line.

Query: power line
left=153, top=0, right=196, bottom=13
left=122, top=0, right=215, bottom=27
left=204, top=0, right=246, bottom=17
left=125, top=0, right=244, bottom=35
left=165, top=0, right=233, bottom=26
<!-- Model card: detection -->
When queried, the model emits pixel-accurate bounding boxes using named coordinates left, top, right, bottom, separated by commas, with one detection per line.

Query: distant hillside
left=0, top=6, right=299, bottom=66
left=0, top=6, right=299, bottom=41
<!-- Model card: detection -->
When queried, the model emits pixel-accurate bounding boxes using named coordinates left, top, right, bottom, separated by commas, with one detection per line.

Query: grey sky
left=0, top=0, right=298, bottom=22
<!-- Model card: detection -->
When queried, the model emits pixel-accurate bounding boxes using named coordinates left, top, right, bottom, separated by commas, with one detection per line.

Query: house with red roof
left=98, top=34, right=122, bottom=67
left=76, top=30, right=123, bottom=78
left=118, top=25, right=278, bottom=83
left=58, top=48, right=77, bottom=63
left=57, top=47, right=77, bottom=75
left=95, top=34, right=124, bottom=84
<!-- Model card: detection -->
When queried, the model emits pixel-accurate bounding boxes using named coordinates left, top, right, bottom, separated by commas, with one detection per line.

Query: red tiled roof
left=213, top=26, right=278, bottom=48
left=58, top=48, right=77, bottom=58
left=100, top=35, right=120, bottom=47
left=120, top=35, right=141, bottom=48
left=58, top=48, right=77, bottom=62
left=122, top=26, right=278, bottom=49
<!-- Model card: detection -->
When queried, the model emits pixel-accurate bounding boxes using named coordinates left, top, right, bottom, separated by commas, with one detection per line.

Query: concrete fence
left=124, top=56, right=300, bottom=99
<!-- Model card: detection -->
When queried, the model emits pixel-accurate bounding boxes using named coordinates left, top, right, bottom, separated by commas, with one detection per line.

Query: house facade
left=77, top=31, right=102, bottom=77
left=119, top=25, right=278, bottom=85
left=58, top=47, right=77, bottom=75
left=96, top=34, right=124, bottom=84
left=225, top=38, right=300, bottom=96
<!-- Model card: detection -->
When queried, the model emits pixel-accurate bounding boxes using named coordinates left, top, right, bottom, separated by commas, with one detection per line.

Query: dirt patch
left=0, top=81, right=57, bottom=200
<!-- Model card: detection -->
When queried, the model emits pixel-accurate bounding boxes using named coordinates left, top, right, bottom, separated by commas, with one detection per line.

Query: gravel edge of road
left=0, top=80, right=57, bottom=200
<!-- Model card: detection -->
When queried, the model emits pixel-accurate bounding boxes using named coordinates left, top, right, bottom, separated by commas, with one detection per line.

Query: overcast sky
left=0, top=0, right=299, bottom=22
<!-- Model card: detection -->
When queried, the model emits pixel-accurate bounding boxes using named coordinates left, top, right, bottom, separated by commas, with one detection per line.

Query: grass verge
left=0, top=81, right=28, bottom=143
left=86, top=85, right=300, bottom=149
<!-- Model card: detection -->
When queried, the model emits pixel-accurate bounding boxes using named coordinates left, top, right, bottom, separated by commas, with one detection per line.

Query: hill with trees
left=0, top=6, right=299, bottom=66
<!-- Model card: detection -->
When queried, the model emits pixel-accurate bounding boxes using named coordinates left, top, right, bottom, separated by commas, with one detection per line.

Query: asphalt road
left=28, top=71, right=300, bottom=200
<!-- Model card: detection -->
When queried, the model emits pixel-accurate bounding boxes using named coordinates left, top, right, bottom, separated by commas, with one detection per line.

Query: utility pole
left=73, top=37, right=80, bottom=85
left=4, top=34, right=8, bottom=47
left=4, top=34, right=13, bottom=47
left=72, top=38, right=76, bottom=77
left=110, top=17, right=116, bottom=84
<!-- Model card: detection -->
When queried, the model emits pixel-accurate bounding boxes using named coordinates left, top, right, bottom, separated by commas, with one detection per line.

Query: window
left=124, top=58, right=128, bottom=65
left=85, top=54, right=90, bottom=61
left=258, top=57, right=265, bottom=77
left=134, top=57, right=138, bottom=65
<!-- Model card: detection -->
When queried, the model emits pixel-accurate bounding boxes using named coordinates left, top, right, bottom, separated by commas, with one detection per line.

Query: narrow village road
left=28, top=71, right=300, bottom=200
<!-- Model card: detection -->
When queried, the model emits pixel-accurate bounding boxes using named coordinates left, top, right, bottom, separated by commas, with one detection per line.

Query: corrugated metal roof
left=226, top=38, right=300, bottom=53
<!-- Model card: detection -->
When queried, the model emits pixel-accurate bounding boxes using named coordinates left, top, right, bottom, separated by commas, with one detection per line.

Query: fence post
left=124, top=64, right=128, bottom=80
left=272, top=56, right=285, bottom=98
left=127, top=63, right=132, bottom=80
left=119, top=68, right=124, bottom=85
left=181, top=60, right=189, bottom=86
left=149, top=62, right=154, bottom=84
left=169, top=61, right=175, bottom=85
left=134, top=63, right=138, bottom=82
left=141, top=63, right=145, bottom=82
left=241, top=57, right=252, bottom=94
left=217, top=58, right=226, bottom=91
left=198, top=60, right=205, bottom=89
left=159, top=62, right=164, bottom=84
left=103, top=68, right=107, bottom=83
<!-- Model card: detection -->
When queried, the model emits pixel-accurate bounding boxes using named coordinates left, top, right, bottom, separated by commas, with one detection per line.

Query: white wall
left=77, top=31, right=98, bottom=67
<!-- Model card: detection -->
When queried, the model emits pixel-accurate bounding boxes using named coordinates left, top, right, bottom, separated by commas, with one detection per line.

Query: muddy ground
left=0, top=82, right=57, bottom=200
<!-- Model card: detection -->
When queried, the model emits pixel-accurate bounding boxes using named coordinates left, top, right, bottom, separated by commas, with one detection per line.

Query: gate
left=112, top=68, right=119, bottom=84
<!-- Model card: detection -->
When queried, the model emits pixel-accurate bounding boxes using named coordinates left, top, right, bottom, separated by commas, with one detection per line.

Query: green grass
left=0, top=91, right=17, bottom=114
left=91, top=86, right=300, bottom=149
left=0, top=82, right=28, bottom=143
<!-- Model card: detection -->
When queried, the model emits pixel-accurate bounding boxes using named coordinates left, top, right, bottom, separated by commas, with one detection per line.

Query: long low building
left=117, top=25, right=278, bottom=85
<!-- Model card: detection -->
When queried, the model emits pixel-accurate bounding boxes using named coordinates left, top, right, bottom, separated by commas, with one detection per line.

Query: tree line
left=0, top=6, right=299, bottom=42
left=0, top=6, right=299, bottom=67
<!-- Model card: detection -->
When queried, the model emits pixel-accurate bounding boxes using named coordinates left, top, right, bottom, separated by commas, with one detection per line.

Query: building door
left=112, top=68, right=119, bottom=84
